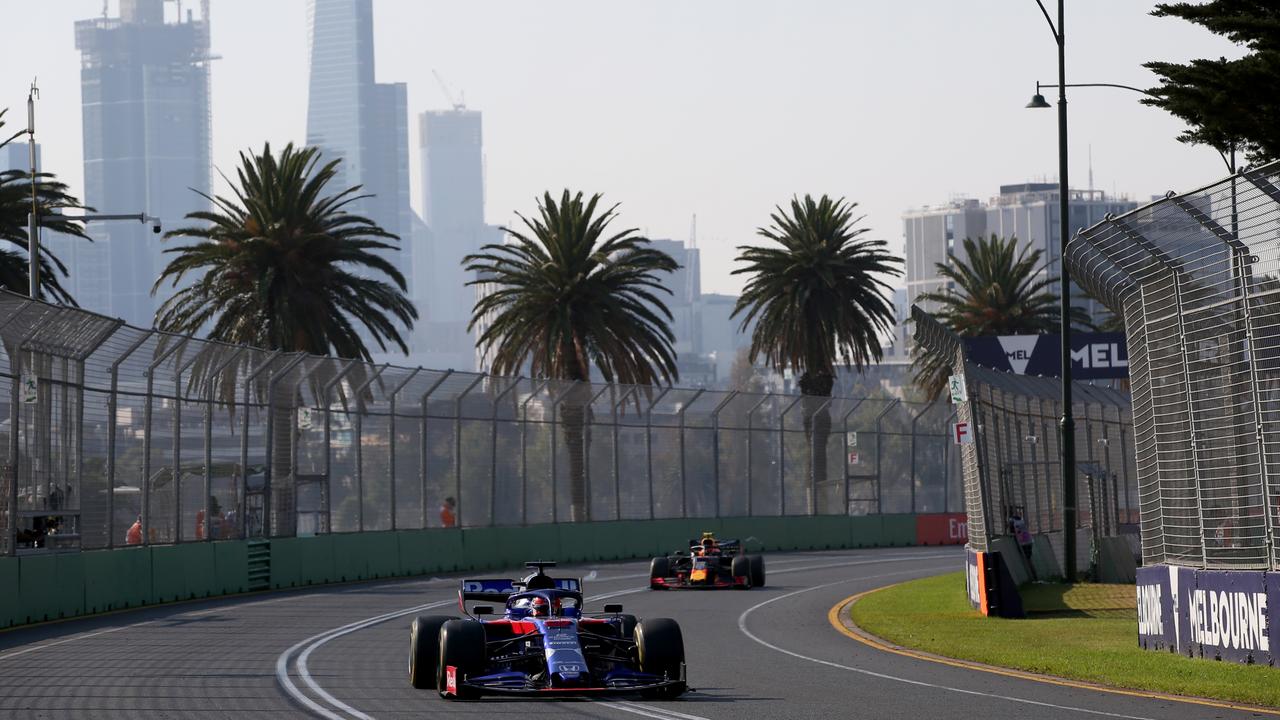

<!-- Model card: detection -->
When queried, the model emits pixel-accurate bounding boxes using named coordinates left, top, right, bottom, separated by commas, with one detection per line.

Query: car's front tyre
left=636, top=618, right=687, bottom=699
left=438, top=619, right=486, bottom=699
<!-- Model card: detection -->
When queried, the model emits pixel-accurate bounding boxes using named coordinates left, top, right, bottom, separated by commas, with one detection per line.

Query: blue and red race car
left=409, top=562, right=687, bottom=700
left=649, top=533, right=766, bottom=589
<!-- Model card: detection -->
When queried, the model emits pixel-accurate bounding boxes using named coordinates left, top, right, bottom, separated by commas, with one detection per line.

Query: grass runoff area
left=851, top=573, right=1280, bottom=709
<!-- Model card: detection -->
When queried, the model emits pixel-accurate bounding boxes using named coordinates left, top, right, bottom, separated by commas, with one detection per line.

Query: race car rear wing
left=458, top=577, right=582, bottom=603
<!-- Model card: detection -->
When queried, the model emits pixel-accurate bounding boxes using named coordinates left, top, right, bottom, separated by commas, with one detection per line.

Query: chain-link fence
left=912, top=308, right=1137, bottom=557
left=0, top=291, right=963, bottom=556
left=1068, top=160, right=1280, bottom=571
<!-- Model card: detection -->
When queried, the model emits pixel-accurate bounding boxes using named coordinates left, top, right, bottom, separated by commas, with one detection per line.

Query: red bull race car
left=649, top=533, right=766, bottom=590
left=409, top=562, right=687, bottom=700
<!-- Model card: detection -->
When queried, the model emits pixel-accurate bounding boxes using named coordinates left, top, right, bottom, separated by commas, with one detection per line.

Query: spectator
left=440, top=497, right=457, bottom=528
left=126, top=516, right=143, bottom=546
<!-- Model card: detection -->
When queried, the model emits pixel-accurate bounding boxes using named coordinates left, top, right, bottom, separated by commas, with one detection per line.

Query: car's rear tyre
left=750, top=555, right=766, bottom=588
left=649, top=556, right=670, bottom=589
left=636, top=618, right=686, bottom=699
left=409, top=615, right=450, bottom=689
left=438, top=619, right=486, bottom=699
left=731, top=555, right=752, bottom=589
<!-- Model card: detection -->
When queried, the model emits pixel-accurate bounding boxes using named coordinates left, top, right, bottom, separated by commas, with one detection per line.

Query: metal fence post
left=319, top=359, right=356, bottom=534
left=778, top=396, right=803, bottom=516
left=239, top=350, right=281, bottom=539
left=709, top=391, right=738, bottom=518
left=104, top=330, right=154, bottom=549
left=418, top=370, right=453, bottom=528
left=142, top=336, right=189, bottom=545
left=350, top=364, right=389, bottom=533
left=677, top=389, right=703, bottom=519
left=198, top=347, right=247, bottom=543
left=839, top=401, right=862, bottom=516
left=386, top=367, right=421, bottom=531
left=490, top=377, right=522, bottom=526
left=611, top=386, right=636, bottom=521
left=584, top=384, right=612, bottom=522
left=263, top=353, right=306, bottom=537
left=745, top=395, right=769, bottom=517
left=454, top=374, right=485, bottom=528
left=173, top=348, right=206, bottom=542
left=519, top=380, right=547, bottom=526
left=872, top=399, right=900, bottom=516
left=549, top=384, right=575, bottom=524
left=644, top=388, right=670, bottom=520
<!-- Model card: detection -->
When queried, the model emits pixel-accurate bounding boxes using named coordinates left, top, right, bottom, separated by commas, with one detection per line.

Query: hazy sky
left=1, top=1, right=1245, bottom=296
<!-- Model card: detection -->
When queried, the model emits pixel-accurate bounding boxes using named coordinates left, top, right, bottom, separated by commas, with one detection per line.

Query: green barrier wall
left=0, top=514, right=933, bottom=631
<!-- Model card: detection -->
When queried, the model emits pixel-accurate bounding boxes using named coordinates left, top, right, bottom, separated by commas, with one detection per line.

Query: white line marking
left=736, top=571, right=1159, bottom=720
left=603, top=700, right=712, bottom=720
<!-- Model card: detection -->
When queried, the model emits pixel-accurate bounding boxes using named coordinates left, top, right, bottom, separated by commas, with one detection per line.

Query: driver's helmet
left=700, top=535, right=718, bottom=555
left=529, top=596, right=561, bottom=617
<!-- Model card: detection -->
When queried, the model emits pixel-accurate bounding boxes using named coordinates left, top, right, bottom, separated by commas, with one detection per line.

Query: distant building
left=74, top=0, right=212, bottom=325
left=305, top=0, right=412, bottom=310
left=900, top=183, right=1139, bottom=348
left=420, top=108, right=499, bottom=372
left=0, top=143, right=37, bottom=173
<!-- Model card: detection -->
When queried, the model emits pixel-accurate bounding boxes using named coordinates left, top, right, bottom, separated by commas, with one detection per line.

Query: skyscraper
left=418, top=108, right=494, bottom=371
left=74, top=0, right=212, bottom=325
left=305, top=0, right=411, bottom=300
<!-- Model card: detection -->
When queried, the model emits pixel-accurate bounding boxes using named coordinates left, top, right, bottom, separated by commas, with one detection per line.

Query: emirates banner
left=1136, top=565, right=1279, bottom=664
left=963, top=332, right=1129, bottom=380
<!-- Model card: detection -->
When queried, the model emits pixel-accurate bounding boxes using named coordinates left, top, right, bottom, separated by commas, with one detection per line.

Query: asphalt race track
left=0, top=546, right=1269, bottom=719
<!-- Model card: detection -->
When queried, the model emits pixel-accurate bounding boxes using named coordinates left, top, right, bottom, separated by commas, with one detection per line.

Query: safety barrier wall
left=0, top=513, right=941, bottom=630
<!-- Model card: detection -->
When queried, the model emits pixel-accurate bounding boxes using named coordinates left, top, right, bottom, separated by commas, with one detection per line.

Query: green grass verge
left=850, top=572, right=1280, bottom=709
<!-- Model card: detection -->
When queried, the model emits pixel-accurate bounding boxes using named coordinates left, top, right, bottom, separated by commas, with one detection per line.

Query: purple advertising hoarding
left=1136, top=565, right=1276, bottom=666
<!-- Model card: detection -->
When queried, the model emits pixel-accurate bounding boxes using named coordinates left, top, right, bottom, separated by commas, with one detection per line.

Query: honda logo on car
left=1188, top=588, right=1269, bottom=652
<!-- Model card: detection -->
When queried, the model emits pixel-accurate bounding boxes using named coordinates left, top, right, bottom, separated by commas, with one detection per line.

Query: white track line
left=287, top=552, right=961, bottom=719
left=736, top=571, right=1159, bottom=720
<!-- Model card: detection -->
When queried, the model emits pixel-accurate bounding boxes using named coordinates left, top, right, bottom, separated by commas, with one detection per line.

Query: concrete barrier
left=0, top=514, right=936, bottom=631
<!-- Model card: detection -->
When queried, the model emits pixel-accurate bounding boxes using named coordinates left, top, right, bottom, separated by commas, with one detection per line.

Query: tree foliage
left=731, top=194, right=901, bottom=397
left=153, top=142, right=415, bottom=360
left=913, top=235, right=1091, bottom=400
left=0, top=108, right=90, bottom=304
left=464, top=190, right=679, bottom=385
left=1144, top=1, right=1280, bottom=164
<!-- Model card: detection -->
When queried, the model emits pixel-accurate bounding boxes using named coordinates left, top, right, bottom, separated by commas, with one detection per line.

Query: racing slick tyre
left=635, top=618, right=687, bottom=699
left=409, top=615, right=451, bottom=689
left=750, top=555, right=766, bottom=588
left=438, top=619, right=486, bottom=699
left=731, top=555, right=752, bottom=589
left=649, top=556, right=670, bottom=589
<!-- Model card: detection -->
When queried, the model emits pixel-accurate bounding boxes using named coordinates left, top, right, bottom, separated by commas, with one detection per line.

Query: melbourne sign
left=1136, top=565, right=1280, bottom=664
left=963, top=332, right=1129, bottom=380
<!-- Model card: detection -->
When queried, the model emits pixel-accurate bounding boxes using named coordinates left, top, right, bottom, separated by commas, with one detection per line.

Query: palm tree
left=731, top=195, right=901, bottom=501
left=0, top=109, right=90, bottom=303
left=464, top=190, right=679, bottom=521
left=913, top=234, right=1092, bottom=399
left=153, top=142, right=416, bottom=361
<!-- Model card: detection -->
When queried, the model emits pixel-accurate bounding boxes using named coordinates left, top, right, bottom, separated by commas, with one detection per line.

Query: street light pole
left=27, top=81, right=39, bottom=299
left=1032, top=0, right=1077, bottom=580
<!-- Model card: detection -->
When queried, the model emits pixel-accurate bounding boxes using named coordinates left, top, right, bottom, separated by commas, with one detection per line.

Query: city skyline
left=0, top=0, right=1245, bottom=301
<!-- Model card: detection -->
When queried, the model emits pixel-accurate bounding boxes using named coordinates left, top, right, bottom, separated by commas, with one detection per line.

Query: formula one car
left=408, top=562, right=687, bottom=700
left=649, top=533, right=766, bottom=590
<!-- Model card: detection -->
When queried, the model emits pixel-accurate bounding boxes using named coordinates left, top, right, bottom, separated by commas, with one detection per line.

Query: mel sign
left=964, top=332, right=1129, bottom=380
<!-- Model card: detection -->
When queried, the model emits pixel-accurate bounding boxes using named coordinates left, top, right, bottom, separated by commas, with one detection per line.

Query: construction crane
left=432, top=69, right=467, bottom=111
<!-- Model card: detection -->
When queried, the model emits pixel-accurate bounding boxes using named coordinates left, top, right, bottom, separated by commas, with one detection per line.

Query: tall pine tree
left=1144, top=1, right=1280, bottom=166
